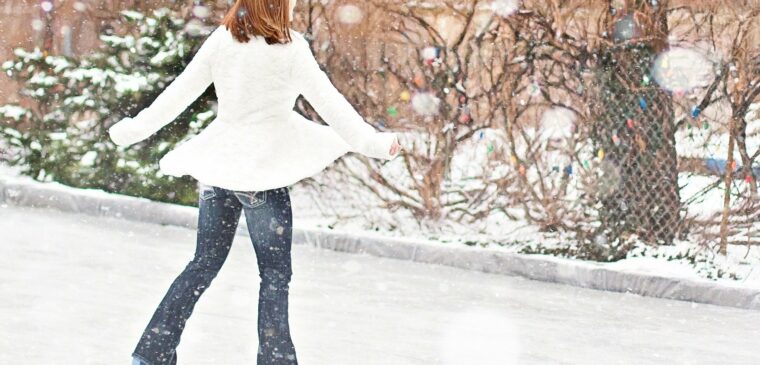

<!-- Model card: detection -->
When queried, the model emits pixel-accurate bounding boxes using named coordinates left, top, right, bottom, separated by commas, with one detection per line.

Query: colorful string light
left=638, top=96, right=647, bottom=111
left=691, top=106, right=701, bottom=118
left=612, top=134, right=621, bottom=146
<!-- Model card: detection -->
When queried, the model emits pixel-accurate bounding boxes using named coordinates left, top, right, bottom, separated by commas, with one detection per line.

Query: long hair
left=220, top=0, right=292, bottom=45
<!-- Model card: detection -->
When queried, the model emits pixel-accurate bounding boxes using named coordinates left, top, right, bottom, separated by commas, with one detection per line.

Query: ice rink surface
left=1, top=205, right=758, bottom=365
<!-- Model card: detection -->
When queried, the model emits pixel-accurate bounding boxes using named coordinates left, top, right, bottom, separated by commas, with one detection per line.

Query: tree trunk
left=593, top=0, right=682, bottom=245
left=719, top=117, right=738, bottom=255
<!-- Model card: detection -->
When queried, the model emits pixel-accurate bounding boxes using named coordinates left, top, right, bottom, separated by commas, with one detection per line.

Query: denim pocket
left=200, top=187, right=217, bottom=201
left=233, top=190, right=267, bottom=209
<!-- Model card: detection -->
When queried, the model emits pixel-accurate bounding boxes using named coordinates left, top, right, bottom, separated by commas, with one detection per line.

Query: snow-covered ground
left=294, top=167, right=760, bottom=289
left=2, top=156, right=760, bottom=290
left=288, top=102, right=760, bottom=288
left=1, top=204, right=759, bottom=365
left=676, top=102, right=760, bottom=161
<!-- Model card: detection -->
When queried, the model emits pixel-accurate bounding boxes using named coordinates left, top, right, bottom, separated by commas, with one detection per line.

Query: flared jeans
left=131, top=184, right=298, bottom=365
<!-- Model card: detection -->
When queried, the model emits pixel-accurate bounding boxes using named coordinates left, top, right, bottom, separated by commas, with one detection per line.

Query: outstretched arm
left=108, top=26, right=224, bottom=147
left=290, top=32, right=399, bottom=160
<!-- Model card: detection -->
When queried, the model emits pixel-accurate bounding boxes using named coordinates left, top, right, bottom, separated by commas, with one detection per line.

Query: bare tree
left=288, top=0, right=760, bottom=261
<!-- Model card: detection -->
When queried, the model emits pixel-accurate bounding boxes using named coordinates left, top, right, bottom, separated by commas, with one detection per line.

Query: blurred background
left=1, top=0, right=760, bottom=284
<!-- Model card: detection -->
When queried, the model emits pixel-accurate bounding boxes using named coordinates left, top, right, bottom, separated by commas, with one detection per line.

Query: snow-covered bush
left=0, top=8, right=217, bottom=204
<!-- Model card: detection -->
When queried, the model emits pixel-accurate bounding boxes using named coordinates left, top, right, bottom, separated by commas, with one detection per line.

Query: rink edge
left=1, top=177, right=758, bottom=311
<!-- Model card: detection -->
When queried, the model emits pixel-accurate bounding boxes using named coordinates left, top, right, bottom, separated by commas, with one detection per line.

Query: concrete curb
left=2, top=176, right=759, bottom=311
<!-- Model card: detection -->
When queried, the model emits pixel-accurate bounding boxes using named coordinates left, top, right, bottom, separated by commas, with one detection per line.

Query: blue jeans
left=132, top=184, right=298, bottom=365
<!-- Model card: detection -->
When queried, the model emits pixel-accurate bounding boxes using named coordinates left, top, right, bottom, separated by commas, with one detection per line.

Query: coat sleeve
left=108, top=26, right=223, bottom=147
left=290, top=33, right=398, bottom=160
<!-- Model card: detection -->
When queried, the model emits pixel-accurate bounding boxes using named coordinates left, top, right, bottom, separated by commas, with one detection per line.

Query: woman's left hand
left=389, top=136, right=402, bottom=156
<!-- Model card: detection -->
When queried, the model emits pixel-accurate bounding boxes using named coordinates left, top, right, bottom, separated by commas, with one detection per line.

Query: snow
left=120, top=10, right=145, bottom=21
left=336, top=4, right=363, bottom=25
left=0, top=105, right=30, bottom=121
left=44, top=56, right=72, bottom=73
left=0, top=163, right=22, bottom=178
left=1, top=15, right=759, bottom=305
left=607, top=256, right=706, bottom=280
left=137, top=36, right=161, bottom=50
left=96, top=36, right=133, bottom=52
left=47, top=131, right=68, bottom=140
left=296, top=149, right=759, bottom=288
left=490, top=0, right=521, bottom=18
left=150, top=49, right=179, bottom=65
left=63, top=94, right=96, bottom=107
left=28, top=72, right=58, bottom=86
left=677, top=102, right=760, bottom=160
left=411, top=92, right=441, bottom=116
left=196, top=109, right=215, bottom=122
left=540, top=106, right=575, bottom=139
left=652, top=47, right=714, bottom=92
left=1, top=204, right=758, bottom=364
left=12, top=47, right=43, bottom=61
left=1, top=79, right=758, bottom=289
left=112, top=73, right=151, bottom=93
left=62, top=67, right=157, bottom=97
left=64, top=67, right=109, bottom=85
left=79, top=151, right=98, bottom=166
left=2, top=128, right=22, bottom=139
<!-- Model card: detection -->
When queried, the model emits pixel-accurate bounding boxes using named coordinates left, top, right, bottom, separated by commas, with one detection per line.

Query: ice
left=0, top=205, right=758, bottom=364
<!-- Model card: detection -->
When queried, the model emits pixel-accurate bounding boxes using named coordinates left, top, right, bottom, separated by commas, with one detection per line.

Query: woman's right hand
left=108, top=117, right=142, bottom=147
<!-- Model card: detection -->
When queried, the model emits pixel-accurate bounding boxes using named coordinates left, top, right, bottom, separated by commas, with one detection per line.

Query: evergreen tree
left=0, top=8, right=217, bottom=205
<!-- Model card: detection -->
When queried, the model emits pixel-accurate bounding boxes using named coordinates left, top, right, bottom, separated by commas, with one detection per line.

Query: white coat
left=108, top=25, right=398, bottom=191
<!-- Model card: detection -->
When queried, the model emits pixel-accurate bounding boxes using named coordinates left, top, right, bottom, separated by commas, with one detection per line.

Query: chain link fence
left=590, top=43, right=683, bottom=246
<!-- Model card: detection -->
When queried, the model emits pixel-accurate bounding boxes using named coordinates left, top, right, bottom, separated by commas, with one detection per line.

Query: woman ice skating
left=110, top=1, right=402, bottom=364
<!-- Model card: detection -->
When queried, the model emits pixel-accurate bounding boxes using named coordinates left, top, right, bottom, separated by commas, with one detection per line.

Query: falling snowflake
left=192, top=5, right=210, bottom=19
left=422, top=46, right=438, bottom=62
left=490, top=0, right=520, bottom=18
left=337, top=4, right=363, bottom=25
left=411, top=92, right=441, bottom=116
left=652, top=47, right=714, bottom=93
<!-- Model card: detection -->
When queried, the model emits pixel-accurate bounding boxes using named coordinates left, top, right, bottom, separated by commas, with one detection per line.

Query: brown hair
left=220, top=0, right=292, bottom=45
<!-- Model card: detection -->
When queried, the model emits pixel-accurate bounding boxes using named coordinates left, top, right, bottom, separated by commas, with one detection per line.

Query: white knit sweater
left=108, top=25, right=398, bottom=192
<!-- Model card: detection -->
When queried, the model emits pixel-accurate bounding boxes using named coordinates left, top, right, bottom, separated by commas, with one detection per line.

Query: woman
left=110, top=0, right=401, bottom=364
